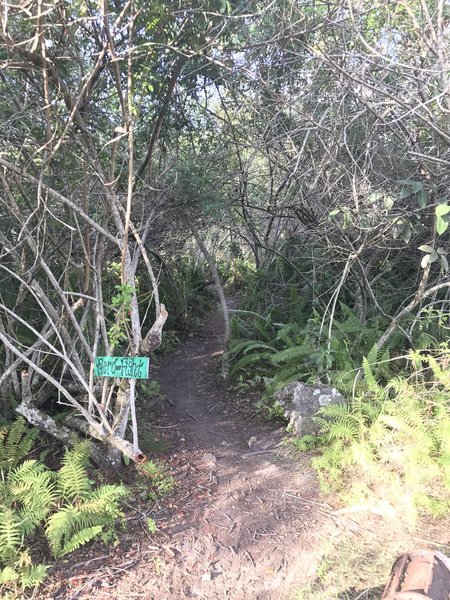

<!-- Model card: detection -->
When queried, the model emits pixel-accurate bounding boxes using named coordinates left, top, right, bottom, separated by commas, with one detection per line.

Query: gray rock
left=274, top=382, right=343, bottom=436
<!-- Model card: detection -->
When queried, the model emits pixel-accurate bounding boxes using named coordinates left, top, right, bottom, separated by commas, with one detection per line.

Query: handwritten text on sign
left=94, top=356, right=149, bottom=379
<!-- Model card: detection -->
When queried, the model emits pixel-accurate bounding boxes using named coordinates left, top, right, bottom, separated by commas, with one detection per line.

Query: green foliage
left=154, top=257, right=215, bottom=338
left=140, top=380, right=164, bottom=401
left=111, top=284, right=135, bottom=311
left=228, top=302, right=392, bottom=403
left=107, top=284, right=136, bottom=349
left=304, top=353, right=450, bottom=521
left=137, top=460, right=175, bottom=501
left=57, top=440, right=91, bottom=502
left=46, top=480, right=127, bottom=557
left=146, top=517, right=157, bottom=533
left=157, top=330, right=180, bottom=354
left=0, top=418, right=39, bottom=469
left=0, top=426, right=128, bottom=594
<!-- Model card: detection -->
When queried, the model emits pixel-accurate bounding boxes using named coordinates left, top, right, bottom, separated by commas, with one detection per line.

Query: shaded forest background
left=1, top=0, right=449, bottom=454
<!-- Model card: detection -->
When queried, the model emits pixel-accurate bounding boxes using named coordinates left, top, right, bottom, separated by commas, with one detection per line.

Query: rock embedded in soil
left=274, top=382, right=343, bottom=436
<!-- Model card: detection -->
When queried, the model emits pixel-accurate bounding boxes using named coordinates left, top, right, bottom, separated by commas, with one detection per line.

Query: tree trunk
left=183, top=212, right=230, bottom=386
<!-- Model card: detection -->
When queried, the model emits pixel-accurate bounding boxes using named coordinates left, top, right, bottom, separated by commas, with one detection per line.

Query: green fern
left=362, top=357, right=383, bottom=395
left=305, top=351, right=450, bottom=519
left=58, top=441, right=91, bottom=501
left=227, top=339, right=276, bottom=358
left=275, top=322, right=301, bottom=347
left=0, top=423, right=128, bottom=592
left=48, top=467, right=127, bottom=557
left=0, top=418, right=38, bottom=469
left=264, top=364, right=310, bottom=396
left=0, top=566, right=19, bottom=585
left=229, top=351, right=274, bottom=377
left=45, top=506, right=78, bottom=556
left=0, top=509, right=22, bottom=561
left=60, top=526, right=103, bottom=556
left=17, top=564, right=49, bottom=588
left=270, top=343, right=312, bottom=365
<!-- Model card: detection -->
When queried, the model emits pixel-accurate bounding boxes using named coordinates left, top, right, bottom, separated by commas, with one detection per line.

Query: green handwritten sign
left=94, top=356, right=149, bottom=379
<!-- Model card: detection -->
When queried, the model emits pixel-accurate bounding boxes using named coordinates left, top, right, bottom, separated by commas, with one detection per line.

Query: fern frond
left=7, top=459, right=46, bottom=485
left=275, top=323, right=300, bottom=347
left=0, top=565, right=19, bottom=584
left=80, top=485, right=128, bottom=515
left=270, top=344, right=311, bottom=365
left=0, top=508, right=22, bottom=559
left=359, top=398, right=383, bottom=423
left=9, top=463, right=55, bottom=501
left=326, top=417, right=360, bottom=442
left=60, top=526, right=103, bottom=556
left=0, top=418, right=38, bottom=469
left=18, top=564, right=49, bottom=588
left=45, top=506, right=77, bottom=556
left=228, top=339, right=276, bottom=356
left=0, top=480, right=10, bottom=504
left=316, top=402, right=351, bottom=420
left=362, top=357, right=381, bottom=393
left=8, top=460, right=57, bottom=528
left=58, top=442, right=91, bottom=501
left=253, top=316, right=275, bottom=341
left=230, top=352, right=274, bottom=376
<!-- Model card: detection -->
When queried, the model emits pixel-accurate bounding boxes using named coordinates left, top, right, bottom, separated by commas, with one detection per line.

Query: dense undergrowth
left=0, top=419, right=127, bottom=595
left=307, top=353, right=450, bottom=521
left=0, top=419, right=173, bottom=597
left=226, top=255, right=450, bottom=522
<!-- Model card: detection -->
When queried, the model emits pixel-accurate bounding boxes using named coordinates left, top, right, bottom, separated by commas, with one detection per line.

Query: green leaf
left=366, top=193, right=384, bottom=203
left=436, top=204, right=450, bottom=217
left=398, top=179, right=424, bottom=193
left=383, top=196, right=395, bottom=210
left=436, top=216, right=449, bottom=235
left=441, top=255, right=449, bottom=272
left=399, top=188, right=413, bottom=199
left=418, top=244, right=434, bottom=253
left=401, top=223, right=412, bottom=244
left=146, top=518, right=157, bottom=533
left=417, top=189, right=428, bottom=208
left=392, top=218, right=405, bottom=239
left=430, top=252, right=439, bottom=263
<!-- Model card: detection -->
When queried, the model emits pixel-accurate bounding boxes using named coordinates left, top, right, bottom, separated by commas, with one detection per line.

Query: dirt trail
left=45, top=302, right=328, bottom=600
left=114, top=301, right=325, bottom=600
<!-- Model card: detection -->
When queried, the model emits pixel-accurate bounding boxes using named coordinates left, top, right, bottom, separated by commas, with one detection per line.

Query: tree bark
left=183, top=212, right=230, bottom=385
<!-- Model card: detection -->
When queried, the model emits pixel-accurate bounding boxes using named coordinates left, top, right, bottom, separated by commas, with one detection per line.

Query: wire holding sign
left=94, top=356, right=150, bottom=379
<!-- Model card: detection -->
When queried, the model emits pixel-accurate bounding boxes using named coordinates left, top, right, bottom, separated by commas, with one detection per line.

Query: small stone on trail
left=221, top=440, right=227, bottom=446
left=247, top=436, right=257, bottom=448
left=199, top=453, right=217, bottom=470
left=201, top=572, right=212, bottom=582
left=180, top=438, right=186, bottom=442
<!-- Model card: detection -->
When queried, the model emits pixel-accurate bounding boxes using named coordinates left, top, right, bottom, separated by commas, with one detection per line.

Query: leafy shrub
left=227, top=304, right=393, bottom=401
left=0, top=421, right=127, bottom=593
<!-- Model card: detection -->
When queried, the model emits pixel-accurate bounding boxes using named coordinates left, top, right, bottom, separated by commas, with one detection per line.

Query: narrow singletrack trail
left=110, top=301, right=326, bottom=599
left=44, top=302, right=329, bottom=600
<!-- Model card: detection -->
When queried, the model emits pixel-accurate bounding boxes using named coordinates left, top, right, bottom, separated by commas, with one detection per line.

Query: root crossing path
left=48, top=303, right=328, bottom=600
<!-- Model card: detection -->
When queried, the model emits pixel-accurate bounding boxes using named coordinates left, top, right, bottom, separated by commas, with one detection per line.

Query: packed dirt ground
left=40, top=303, right=450, bottom=600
